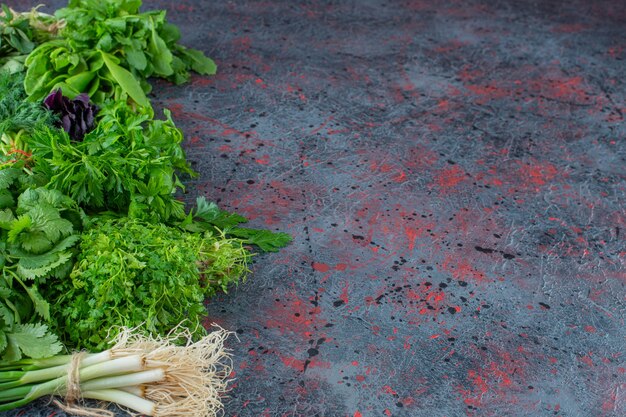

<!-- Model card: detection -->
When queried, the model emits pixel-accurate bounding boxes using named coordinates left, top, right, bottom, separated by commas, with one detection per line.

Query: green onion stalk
left=0, top=326, right=232, bottom=416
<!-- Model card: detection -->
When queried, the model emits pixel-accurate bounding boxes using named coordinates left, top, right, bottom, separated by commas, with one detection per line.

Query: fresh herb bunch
left=0, top=166, right=85, bottom=361
left=57, top=0, right=216, bottom=84
left=0, top=71, right=51, bottom=164
left=50, top=217, right=249, bottom=350
left=27, top=99, right=194, bottom=223
left=25, top=40, right=150, bottom=107
left=24, top=0, right=216, bottom=105
left=0, top=5, right=62, bottom=74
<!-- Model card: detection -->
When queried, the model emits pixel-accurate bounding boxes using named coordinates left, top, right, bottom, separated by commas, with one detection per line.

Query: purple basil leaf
left=43, top=89, right=99, bottom=141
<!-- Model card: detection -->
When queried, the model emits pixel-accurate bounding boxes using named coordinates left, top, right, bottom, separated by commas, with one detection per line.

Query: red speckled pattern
left=4, top=1, right=626, bottom=416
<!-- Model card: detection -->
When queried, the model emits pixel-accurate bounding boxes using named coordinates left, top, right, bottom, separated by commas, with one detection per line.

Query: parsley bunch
left=50, top=217, right=249, bottom=350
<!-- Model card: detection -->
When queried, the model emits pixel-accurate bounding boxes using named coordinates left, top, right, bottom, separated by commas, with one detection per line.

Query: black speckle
left=333, top=300, right=345, bottom=307
left=307, top=348, right=319, bottom=357
left=475, top=246, right=494, bottom=254
left=539, top=302, right=551, bottom=309
left=448, top=307, right=457, bottom=314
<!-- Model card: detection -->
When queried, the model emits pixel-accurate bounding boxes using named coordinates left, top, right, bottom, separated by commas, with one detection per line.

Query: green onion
left=0, top=327, right=231, bottom=416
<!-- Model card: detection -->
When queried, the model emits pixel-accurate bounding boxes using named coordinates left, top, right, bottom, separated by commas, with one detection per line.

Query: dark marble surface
left=4, top=0, right=626, bottom=416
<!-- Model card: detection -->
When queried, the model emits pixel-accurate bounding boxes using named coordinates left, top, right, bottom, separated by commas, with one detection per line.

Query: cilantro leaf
left=4, top=323, right=62, bottom=360
left=23, top=285, right=50, bottom=320
left=17, top=252, right=72, bottom=281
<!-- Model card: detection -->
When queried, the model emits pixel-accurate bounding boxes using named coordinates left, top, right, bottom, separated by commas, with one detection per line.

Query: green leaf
left=176, top=46, right=217, bottom=75
left=96, top=33, right=113, bottom=51
left=124, top=46, right=147, bottom=71
left=17, top=252, right=72, bottom=280
left=26, top=206, right=74, bottom=242
left=159, top=22, right=181, bottom=44
left=7, top=215, right=31, bottom=243
left=5, top=323, right=62, bottom=360
left=0, top=303, right=14, bottom=328
left=148, top=17, right=173, bottom=76
left=0, top=330, right=7, bottom=355
left=63, top=71, right=97, bottom=93
left=0, top=209, right=15, bottom=230
left=0, top=168, right=21, bottom=190
left=19, top=232, right=52, bottom=254
left=104, top=17, right=127, bottom=32
left=0, top=190, right=14, bottom=209
left=47, top=235, right=80, bottom=255
left=17, top=188, right=75, bottom=213
left=194, top=197, right=247, bottom=228
left=23, top=285, right=50, bottom=320
left=229, top=228, right=293, bottom=252
left=101, top=52, right=150, bottom=108
left=1, top=5, right=13, bottom=21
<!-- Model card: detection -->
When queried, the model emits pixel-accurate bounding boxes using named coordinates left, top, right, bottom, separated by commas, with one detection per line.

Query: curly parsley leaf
left=51, top=217, right=249, bottom=350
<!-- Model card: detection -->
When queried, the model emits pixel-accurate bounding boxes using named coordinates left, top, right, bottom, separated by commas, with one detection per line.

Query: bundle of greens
left=24, top=0, right=216, bottom=105
left=0, top=326, right=231, bottom=416
left=25, top=40, right=151, bottom=107
left=28, top=99, right=193, bottom=223
left=0, top=166, right=85, bottom=361
left=0, top=5, right=62, bottom=74
left=49, top=217, right=249, bottom=351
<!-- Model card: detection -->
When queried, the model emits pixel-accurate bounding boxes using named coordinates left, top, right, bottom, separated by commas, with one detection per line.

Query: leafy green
left=26, top=100, right=194, bottom=223
left=181, top=196, right=293, bottom=252
left=0, top=5, right=61, bottom=74
left=0, top=5, right=35, bottom=56
left=4, top=323, right=62, bottom=361
left=23, top=0, right=216, bottom=105
left=50, top=217, right=249, bottom=350
left=100, top=51, right=149, bottom=108
left=0, top=168, right=82, bottom=361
